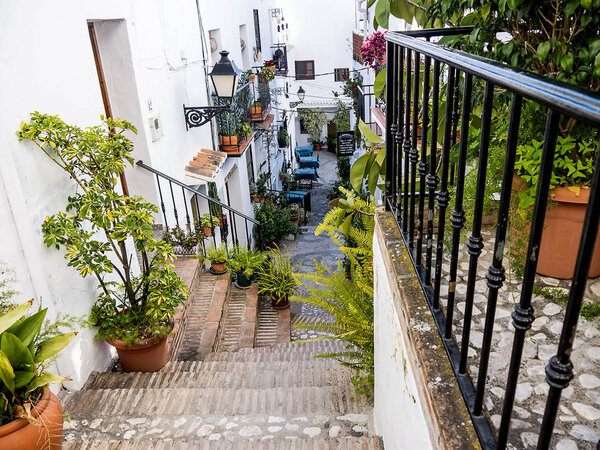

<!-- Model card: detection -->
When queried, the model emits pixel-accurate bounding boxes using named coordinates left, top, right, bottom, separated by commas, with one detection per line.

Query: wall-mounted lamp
left=289, top=86, right=305, bottom=108
left=183, top=50, right=241, bottom=129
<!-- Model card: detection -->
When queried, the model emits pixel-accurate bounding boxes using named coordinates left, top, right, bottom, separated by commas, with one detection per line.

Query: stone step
left=203, top=341, right=348, bottom=362
left=64, top=435, right=384, bottom=449
left=213, top=286, right=258, bottom=352
left=60, top=386, right=368, bottom=419
left=83, top=359, right=354, bottom=390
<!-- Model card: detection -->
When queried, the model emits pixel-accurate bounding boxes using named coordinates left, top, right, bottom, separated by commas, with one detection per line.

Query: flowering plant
left=361, top=31, right=387, bottom=70
left=341, top=74, right=363, bottom=115
left=263, top=59, right=276, bottom=67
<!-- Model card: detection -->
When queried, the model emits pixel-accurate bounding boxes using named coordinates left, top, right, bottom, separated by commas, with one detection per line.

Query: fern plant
left=292, top=187, right=375, bottom=395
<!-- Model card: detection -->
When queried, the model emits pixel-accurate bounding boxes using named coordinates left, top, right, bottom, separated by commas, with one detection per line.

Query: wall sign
left=337, top=130, right=355, bottom=156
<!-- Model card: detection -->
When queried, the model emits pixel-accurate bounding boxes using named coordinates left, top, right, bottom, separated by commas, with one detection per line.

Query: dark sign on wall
left=337, top=130, right=355, bottom=156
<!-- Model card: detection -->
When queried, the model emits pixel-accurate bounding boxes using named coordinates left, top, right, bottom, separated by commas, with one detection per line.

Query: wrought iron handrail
left=136, top=160, right=262, bottom=251
left=384, top=27, right=600, bottom=449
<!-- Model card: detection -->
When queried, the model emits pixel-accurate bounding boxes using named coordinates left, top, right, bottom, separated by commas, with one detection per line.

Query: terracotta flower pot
left=271, top=293, right=290, bottom=310
left=251, top=105, right=262, bottom=121
left=537, top=186, right=600, bottom=279
left=203, top=226, right=213, bottom=237
left=219, top=135, right=239, bottom=153
left=108, top=333, right=170, bottom=373
left=218, top=214, right=227, bottom=227
left=248, top=73, right=256, bottom=82
left=251, top=195, right=262, bottom=203
left=211, top=262, right=227, bottom=274
left=0, top=389, right=63, bottom=449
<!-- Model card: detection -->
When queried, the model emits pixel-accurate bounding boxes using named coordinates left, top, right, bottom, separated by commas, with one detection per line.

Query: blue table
left=299, top=156, right=320, bottom=169
left=295, top=168, right=318, bottom=188
left=295, top=146, right=313, bottom=159
left=286, top=190, right=311, bottom=223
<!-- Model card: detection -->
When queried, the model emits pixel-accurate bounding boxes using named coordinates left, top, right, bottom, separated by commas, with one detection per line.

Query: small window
left=334, top=68, right=350, bottom=82
left=253, top=10, right=262, bottom=54
left=295, top=60, right=315, bottom=80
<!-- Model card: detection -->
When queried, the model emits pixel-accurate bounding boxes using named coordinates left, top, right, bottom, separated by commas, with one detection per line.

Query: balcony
left=214, top=81, right=254, bottom=156
left=271, top=43, right=288, bottom=76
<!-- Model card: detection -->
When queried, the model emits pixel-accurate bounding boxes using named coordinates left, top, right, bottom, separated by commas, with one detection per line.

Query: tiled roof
left=185, top=148, right=227, bottom=182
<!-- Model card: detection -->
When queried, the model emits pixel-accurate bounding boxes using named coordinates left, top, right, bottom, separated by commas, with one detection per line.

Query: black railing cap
left=386, top=29, right=600, bottom=125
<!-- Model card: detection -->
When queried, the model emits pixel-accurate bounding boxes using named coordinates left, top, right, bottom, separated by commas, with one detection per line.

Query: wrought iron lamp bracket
left=289, top=101, right=303, bottom=109
left=183, top=104, right=230, bottom=130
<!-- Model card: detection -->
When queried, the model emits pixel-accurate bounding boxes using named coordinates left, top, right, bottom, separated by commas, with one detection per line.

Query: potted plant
left=208, top=182, right=227, bottom=228
left=216, top=108, right=240, bottom=152
left=514, top=133, right=599, bottom=278
left=200, top=214, right=220, bottom=237
left=288, top=204, right=300, bottom=225
left=227, top=247, right=267, bottom=288
left=263, top=59, right=276, bottom=71
left=0, top=300, right=76, bottom=449
left=202, top=243, right=228, bottom=274
left=250, top=172, right=269, bottom=203
left=254, top=201, right=299, bottom=248
left=257, top=246, right=299, bottom=309
left=299, top=108, right=328, bottom=150
left=247, top=69, right=256, bottom=83
left=18, top=113, right=188, bottom=373
left=163, top=224, right=203, bottom=256
left=238, top=122, right=252, bottom=142
left=260, top=66, right=275, bottom=83
left=277, top=128, right=289, bottom=148
left=326, top=135, right=337, bottom=153
left=250, top=100, right=263, bottom=121
left=360, top=31, right=388, bottom=70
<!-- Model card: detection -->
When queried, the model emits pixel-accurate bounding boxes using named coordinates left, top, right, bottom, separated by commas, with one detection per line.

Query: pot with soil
left=108, top=333, right=170, bottom=372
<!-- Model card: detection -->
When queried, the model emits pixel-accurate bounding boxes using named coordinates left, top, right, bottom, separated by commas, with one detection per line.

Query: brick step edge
left=63, top=435, right=384, bottom=449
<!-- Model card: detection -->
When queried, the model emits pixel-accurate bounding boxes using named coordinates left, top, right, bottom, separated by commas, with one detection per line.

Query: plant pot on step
left=203, top=226, right=213, bottom=237
left=265, top=239, right=280, bottom=250
left=107, top=332, right=170, bottom=373
left=0, top=389, right=63, bottom=450
left=537, top=186, right=600, bottom=279
left=236, top=272, right=252, bottom=289
left=210, top=261, right=227, bottom=274
left=271, top=293, right=289, bottom=310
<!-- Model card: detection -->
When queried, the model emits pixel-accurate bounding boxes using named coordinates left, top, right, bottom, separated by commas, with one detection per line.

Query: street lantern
left=290, top=86, right=305, bottom=108
left=183, top=50, right=241, bottom=129
left=209, top=50, right=242, bottom=99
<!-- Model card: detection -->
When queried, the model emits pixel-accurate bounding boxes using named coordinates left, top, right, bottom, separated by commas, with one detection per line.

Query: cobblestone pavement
left=285, top=150, right=343, bottom=342
left=435, top=227, right=600, bottom=449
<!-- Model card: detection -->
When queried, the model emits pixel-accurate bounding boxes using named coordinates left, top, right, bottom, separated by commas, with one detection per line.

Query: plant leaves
left=0, top=300, right=34, bottom=335
left=358, top=119, right=384, bottom=145
left=374, top=68, right=387, bottom=100
left=0, top=350, right=15, bottom=393
left=1, top=333, right=34, bottom=370
left=7, top=309, right=47, bottom=348
left=565, top=0, right=579, bottom=15
left=375, top=0, right=390, bottom=29
left=25, top=373, right=70, bottom=394
left=367, top=159, right=380, bottom=195
left=537, top=41, right=551, bottom=62
left=350, top=153, right=369, bottom=192
left=34, top=332, right=77, bottom=364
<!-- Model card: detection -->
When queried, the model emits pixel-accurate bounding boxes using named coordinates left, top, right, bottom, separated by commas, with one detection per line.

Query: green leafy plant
left=332, top=100, right=351, bottom=132
left=298, top=108, right=328, bottom=143
left=17, top=113, right=188, bottom=345
left=350, top=120, right=386, bottom=195
left=0, top=300, right=76, bottom=425
left=292, top=187, right=375, bottom=395
left=250, top=172, right=270, bottom=198
left=202, top=243, right=228, bottom=265
left=256, top=246, right=299, bottom=304
left=208, top=182, right=223, bottom=220
left=260, top=66, right=275, bottom=82
left=226, top=247, right=267, bottom=278
left=253, top=202, right=300, bottom=245
left=163, top=224, right=203, bottom=252
left=238, top=122, right=252, bottom=137
left=200, top=214, right=220, bottom=228
left=277, top=128, right=289, bottom=147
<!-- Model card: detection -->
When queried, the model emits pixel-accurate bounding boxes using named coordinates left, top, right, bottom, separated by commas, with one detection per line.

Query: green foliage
left=298, top=108, right=328, bottom=142
left=260, top=66, right=275, bottom=82
left=163, top=224, right=204, bottom=252
left=332, top=101, right=351, bottom=132
left=0, top=265, right=18, bottom=313
left=250, top=172, right=270, bottom=197
left=340, top=74, right=363, bottom=115
left=208, top=182, right=223, bottom=219
left=328, top=156, right=353, bottom=200
left=350, top=120, right=386, bottom=195
left=533, top=285, right=600, bottom=320
left=200, top=214, right=220, bottom=228
left=256, top=246, right=299, bottom=305
left=277, top=128, right=289, bottom=147
left=293, top=188, right=375, bottom=396
left=0, top=300, right=76, bottom=425
left=226, top=247, right=267, bottom=277
left=237, top=122, right=252, bottom=137
left=253, top=201, right=299, bottom=245
left=202, top=243, right=228, bottom=264
left=17, top=113, right=188, bottom=344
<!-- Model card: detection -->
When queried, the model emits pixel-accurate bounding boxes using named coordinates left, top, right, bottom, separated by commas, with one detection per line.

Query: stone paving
left=434, top=227, right=600, bottom=449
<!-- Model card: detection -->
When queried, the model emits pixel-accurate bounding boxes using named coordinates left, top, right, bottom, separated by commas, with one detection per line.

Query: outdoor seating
left=294, top=146, right=313, bottom=160
left=294, top=168, right=318, bottom=189
left=299, top=155, right=319, bottom=169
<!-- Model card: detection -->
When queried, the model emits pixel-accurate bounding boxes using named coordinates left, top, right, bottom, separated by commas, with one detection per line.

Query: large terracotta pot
left=219, top=135, right=239, bottom=153
left=211, top=262, right=227, bottom=274
left=0, top=389, right=63, bottom=449
left=271, top=293, right=290, bottom=310
left=537, top=186, right=600, bottom=279
left=108, top=333, right=170, bottom=373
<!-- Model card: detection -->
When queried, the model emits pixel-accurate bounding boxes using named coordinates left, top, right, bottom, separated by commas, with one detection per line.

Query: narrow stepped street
left=59, top=149, right=381, bottom=449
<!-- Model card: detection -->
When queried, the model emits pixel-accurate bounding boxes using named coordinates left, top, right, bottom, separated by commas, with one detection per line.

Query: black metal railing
left=384, top=28, right=600, bottom=449
left=271, top=43, right=288, bottom=75
left=136, top=161, right=263, bottom=252
left=357, top=84, right=385, bottom=136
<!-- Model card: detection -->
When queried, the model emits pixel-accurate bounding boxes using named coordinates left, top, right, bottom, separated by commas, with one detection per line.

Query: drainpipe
left=194, top=0, right=217, bottom=150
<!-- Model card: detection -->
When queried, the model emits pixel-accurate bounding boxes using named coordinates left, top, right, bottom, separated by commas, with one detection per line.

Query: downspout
left=194, top=0, right=217, bottom=150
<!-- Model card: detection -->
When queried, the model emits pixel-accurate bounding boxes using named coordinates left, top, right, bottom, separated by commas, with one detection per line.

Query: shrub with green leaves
left=253, top=202, right=299, bottom=245
left=227, top=247, right=267, bottom=278
left=256, top=246, right=299, bottom=304
left=17, top=113, right=187, bottom=345
left=0, top=300, right=76, bottom=425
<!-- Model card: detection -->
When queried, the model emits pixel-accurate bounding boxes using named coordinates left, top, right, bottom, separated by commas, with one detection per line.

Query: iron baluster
left=385, top=41, right=396, bottom=210
left=495, top=110, right=559, bottom=446
left=433, top=65, right=456, bottom=311
left=395, top=47, right=405, bottom=216
left=425, top=60, right=440, bottom=286
left=409, top=51, right=420, bottom=251
left=244, top=218, right=251, bottom=250
left=459, top=82, right=495, bottom=374
left=181, top=187, right=191, bottom=231
left=445, top=72, right=472, bottom=339
left=536, top=129, right=600, bottom=449
left=449, top=79, right=461, bottom=186
left=168, top=181, right=179, bottom=227
left=402, top=49, right=412, bottom=235
left=207, top=201, right=217, bottom=248
left=416, top=55, right=430, bottom=266
left=155, top=174, right=168, bottom=230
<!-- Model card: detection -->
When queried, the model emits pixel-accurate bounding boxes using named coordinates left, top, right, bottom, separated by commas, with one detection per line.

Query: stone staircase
left=59, top=262, right=382, bottom=448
